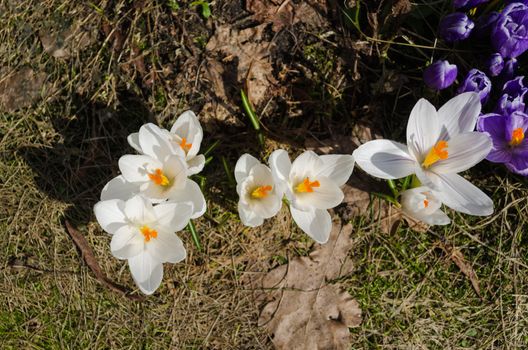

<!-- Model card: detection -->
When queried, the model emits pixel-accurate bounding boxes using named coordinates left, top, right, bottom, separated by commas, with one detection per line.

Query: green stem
left=187, top=220, right=202, bottom=251
left=387, top=179, right=399, bottom=198
left=401, top=175, right=412, bottom=192
left=222, top=156, right=236, bottom=188
left=241, top=89, right=264, bottom=147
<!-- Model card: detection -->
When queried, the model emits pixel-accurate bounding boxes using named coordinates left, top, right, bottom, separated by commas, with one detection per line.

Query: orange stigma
left=140, top=225, right=158, bottom=242
left=423, top=199, right=429, bottom=208
left=510, top=128, right=524, bottom=146
left=251, top=185, right=273, bottom=199
left=295, top=177, right=320, bottom=193
left=180, top=137, right=192, bottom=152
left=422, top=140, right=449, bottom=168
left=148, top=168, right=170, bottom=186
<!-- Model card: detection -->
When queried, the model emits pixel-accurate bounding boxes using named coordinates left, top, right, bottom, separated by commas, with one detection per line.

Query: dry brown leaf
left=0, top=67, right=48, bottom=112
left=255, top=223, right=362, bottom=349
left=205, top=24, right=280, bottom=108
left=65, top=221, right=144, bottom=301
left=246, top=0, right=295, bottom=32
left=440, top=243, right=482, bottom=298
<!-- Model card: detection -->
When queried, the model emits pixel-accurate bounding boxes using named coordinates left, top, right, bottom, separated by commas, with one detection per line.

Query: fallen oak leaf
left=65, top=221, right=144, bottom=301
left=439, top=242, right=482, bottom=298
left=255, top=223, right=362, bottom=349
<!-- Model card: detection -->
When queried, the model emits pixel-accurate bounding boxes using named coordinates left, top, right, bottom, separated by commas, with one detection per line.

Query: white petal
left=128, top=251, right=160, bottom=283
left=187, top=154, right=205, bottom=175
left=153, top=201, right=193, bottom=232
left=434, top=173, right=493, bottom=216
left=118, top=154, right=161, bottom=183
left=238, top=202, right=264, bottom=227
left=293, top=176, right=343, bottom=210
left=290, top=206, right=332, bottom=244
left=406, top=98, right=441, bottom=159
left=167, top=179, right=206, bottom=219
left=93, top=199, right=127, bottom=234
left=316, top=154, right=354, bottom=186
left=353, top=140, right=415, bottom=179
left=252, top=193, right=282, bottom=218
left=147, top=231, right=186, bottom=263
left=290, top=151, right=323, bottom=180
left=269, top=149, right=291, bottom=194
left=124, top=195, right=157, bottom=224
left=234, top=153, right=260, bottom=183
left=127, top=132, right=143, bottom=153
left=134, top=263, right=163, bottom=295
left=171, top=110, right=203, bottom=158
left=110, top=225, right=144, bottom=259
left=316, top=154, right=355, bottom=186
left=429, top=132, right=492, bottom=174
left=138, top=123, right=180, bottom=160
left=163, top=155, right=188, bottom=191
left=438, top=92, right=481, bottom=139
left=101, top=175, right=140, bottom=201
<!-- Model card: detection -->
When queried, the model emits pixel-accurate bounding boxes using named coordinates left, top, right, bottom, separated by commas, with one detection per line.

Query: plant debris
left=254, top=223, right=362, bottom=349
left=0, top=67, right=48, bottom=112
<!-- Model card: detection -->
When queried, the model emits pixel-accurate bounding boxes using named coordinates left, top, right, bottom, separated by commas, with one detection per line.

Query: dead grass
left=2, top=0, right=528, bottom=349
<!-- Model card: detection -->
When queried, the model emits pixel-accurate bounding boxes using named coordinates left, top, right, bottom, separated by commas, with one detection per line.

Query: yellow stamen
left=423, top=199, right=429, bottom=208
left=510, top=128, right=524, bottom=146
left=295, top=177, right=320, bottom=193
left=422, top=141, right=449, bottom=168
left=140, top=225, right=158, bottom=242
left=148, top=168, right=170, bottom=186
left=251, top=185, right=273, bottom=199
left=180, top=137, right=192, bottom=152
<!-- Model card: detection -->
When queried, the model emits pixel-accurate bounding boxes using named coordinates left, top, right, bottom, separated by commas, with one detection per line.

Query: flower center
left=423, top=199, right=429, bottom=208
left=251, top=185, right=273, bottom=199
left=140, top=225, right=158, bottom=242
left=295, top=177, right=320, bottom=193
left=180, top=137, right=192, bottom=152
left=422, top=141, right=449, bottom=168
left=509, top=127, right=524, bottom=146
left=148, top=168, right=170, bottom=186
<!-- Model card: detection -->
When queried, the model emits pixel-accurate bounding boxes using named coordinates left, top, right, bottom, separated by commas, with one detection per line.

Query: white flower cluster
left=353, top=92, right=494, bottom=225
left=93, top=111, right=206, bottom=295
left=235, top=150, right=355, bottom=244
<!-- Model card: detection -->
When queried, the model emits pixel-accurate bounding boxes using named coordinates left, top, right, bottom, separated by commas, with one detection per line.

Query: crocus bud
left=457, top=69, right=492, bottom=104
left=439, top=13, right=475, bottom=42
left=491, top=3, right=528, bottom=58
left=423, top=60, right=458, bottom=90
left=453, top=0, right=490, bottom=10
left=485, top=53, right=504, bottom=77
left=495, top=76, right=528, bottom=115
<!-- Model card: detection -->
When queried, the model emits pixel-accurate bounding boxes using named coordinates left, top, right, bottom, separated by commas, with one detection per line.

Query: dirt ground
left=2, top=0, right=528, bottom=349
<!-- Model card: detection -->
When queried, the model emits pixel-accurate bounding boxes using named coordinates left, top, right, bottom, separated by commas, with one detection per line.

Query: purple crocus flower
left=473, top=12, right=500, bottom=40
left=484, top=53, right=504, bottom=77
left=495, top=76, right=527, bottom=115
left=423, top=60, right=458, bottom=90
left=491, top=3, right=528, bottom=58
left=478, top=111, right=528, bottom=175
left=439, top=13, right=475, bottom=42
left=453, top=0, right=490, bottom=10
left=502, top=57, right=519, bottom=80
left=458, top=69, right=492, bottom=104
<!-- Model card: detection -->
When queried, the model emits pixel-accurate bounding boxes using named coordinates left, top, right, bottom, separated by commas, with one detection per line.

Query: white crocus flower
left=234, top=154, right=283, bottom=227
left=94, top=195, right=192, bottom=295
left=128, top=111, right=205, bottom=175
left=104, top=123, right=206, bottom=219
left=270, top=150, right=354, bottom=244
left=353, top=92, right=494, bottom=216
left=400, top=186, right=450, bottom=225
